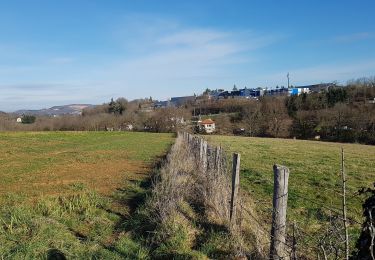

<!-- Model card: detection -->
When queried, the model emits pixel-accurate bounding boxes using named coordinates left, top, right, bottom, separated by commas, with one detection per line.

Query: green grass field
left=206, top=135, right=375, bottom=247
left=2, top=131, right=374, bottom=258
left=0, top=131, right=174, bottom=259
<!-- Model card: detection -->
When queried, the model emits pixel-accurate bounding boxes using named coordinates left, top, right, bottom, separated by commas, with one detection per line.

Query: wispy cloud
left=0, top=15, right=282, bottom=110
left=102, top=21, right=282, bottom=97
left=0, top=83, right=59, bottom=91
left=0, top=82, right=101, bottom=111
left=49, top=57, right=75, bottom=64
left=333, top=32, right=374, bottom=43
left=260, top=60, right=375, bottom=86
left=157, top=29, right=229, bottom=47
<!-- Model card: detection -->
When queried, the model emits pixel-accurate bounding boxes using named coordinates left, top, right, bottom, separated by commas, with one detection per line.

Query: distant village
left=149, top=82, right=337, bottom=134
left=4, top=76, right=375, bottom=145
left=12, top=82, right=338, bottom=134
left=153, top=83, right=336, bottom=109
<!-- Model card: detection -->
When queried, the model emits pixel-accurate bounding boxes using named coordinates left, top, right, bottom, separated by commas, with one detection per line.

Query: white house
left=199, top=118, right=216, bottom=134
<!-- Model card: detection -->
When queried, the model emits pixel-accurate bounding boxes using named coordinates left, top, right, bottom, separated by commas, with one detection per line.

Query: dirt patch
left=0, top=132, right=174, bottom=201
left=2, top=158, right=151, bottom=198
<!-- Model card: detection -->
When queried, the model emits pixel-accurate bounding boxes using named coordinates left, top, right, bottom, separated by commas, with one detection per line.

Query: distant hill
left=14, top=104, right=94, bottom=116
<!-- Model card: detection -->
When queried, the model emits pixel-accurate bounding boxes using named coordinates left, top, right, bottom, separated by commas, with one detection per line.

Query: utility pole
left=287, top=72, right=290, bottom=88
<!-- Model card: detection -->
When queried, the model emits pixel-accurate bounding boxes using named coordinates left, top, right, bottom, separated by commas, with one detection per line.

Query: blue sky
left=0, top=0, right=374, bottom=111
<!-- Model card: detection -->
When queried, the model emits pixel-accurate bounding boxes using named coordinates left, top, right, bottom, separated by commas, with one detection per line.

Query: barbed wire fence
left=179, top=132, right=366, bottom=259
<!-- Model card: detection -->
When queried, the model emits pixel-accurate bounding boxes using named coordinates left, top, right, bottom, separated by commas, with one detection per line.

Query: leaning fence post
left=230, top=153, right=241, bottom=224
left=270, top=164, right=290, bottom=260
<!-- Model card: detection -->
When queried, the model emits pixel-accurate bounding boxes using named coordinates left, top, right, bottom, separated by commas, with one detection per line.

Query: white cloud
left=102, top=25, right=280, bottom=92
left=259, top=60, right=375, bottom=86
left=157, top=29, right=229, bottom=46
left=0, top=16, right=282, bottom=110
left=0, top=82, right=104, bottom=111
left=333, top=32, right=374, bottom=43
left=49, top=57, right=75, bottom=64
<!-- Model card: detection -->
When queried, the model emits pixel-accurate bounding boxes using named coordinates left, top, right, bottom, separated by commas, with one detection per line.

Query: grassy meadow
left=206, top=135, right=375, bottom=248
left=2, top=131, right=374, bottom=258
left=0, top=131, right=174, bottom=259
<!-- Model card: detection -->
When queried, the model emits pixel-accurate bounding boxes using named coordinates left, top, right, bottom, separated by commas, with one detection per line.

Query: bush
left=21, top=115, right=36, bottom=124
left=351, top=183, right=375, bottom=259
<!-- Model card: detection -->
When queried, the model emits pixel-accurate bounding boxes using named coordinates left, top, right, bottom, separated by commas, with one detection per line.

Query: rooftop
left=201, top=119, right=215, bottom=125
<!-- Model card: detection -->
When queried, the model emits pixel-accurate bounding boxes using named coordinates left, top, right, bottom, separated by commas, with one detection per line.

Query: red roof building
left=199, top=118, right=215, bottom=133
left=201, top=119, right=215, bottom=125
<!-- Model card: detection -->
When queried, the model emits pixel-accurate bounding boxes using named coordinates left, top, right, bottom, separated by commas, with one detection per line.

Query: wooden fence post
left=202, top=140, right=208, bottom=169
left=206, top=144, right=213, bottom=171
left=215, top=146, right=221, bottom=175
left=194, top=137, right=199, bottom=159
left=230, top=153, right=241, bottom=224
left=270, top=164, right=290, bottom=260
left=199, top=138, right=203, bottom=162
left=341, top=148, right=349, bottom=260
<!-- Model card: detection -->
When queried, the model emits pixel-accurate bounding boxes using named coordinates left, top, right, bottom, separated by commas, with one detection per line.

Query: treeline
left=196, top=77, right=374, bottom=144
left=286, top=82, right=375, bottom=144
left=0, top=98, right=191, bottom=133
left=192, top=98, right=252, bottom=115
left=1, top=76, right=374, bottom=144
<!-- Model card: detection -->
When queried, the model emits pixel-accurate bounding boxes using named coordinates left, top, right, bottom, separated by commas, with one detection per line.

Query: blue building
left=170, top=96, right=196, bottom=106
left=288, top=87, right=310, bottom=96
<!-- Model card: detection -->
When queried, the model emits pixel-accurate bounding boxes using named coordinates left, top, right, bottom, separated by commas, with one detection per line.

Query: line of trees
left=1, top=76, right=374, bottom=144
left=191, top=76, right=375, bottom=144
left=0, top=98, right=191, bottom=133
left=285, top=79, right=375, bottom=144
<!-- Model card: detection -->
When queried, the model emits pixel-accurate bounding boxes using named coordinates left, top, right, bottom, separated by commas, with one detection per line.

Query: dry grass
left=133, top=133, right=268, bottom=258
left=0, top=131, right=174, bottom=259
left=0, top=131, right=173, bottom=200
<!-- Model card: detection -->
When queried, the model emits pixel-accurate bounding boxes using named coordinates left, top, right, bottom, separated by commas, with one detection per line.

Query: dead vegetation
left=127, top=133, right=269, bottom=259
